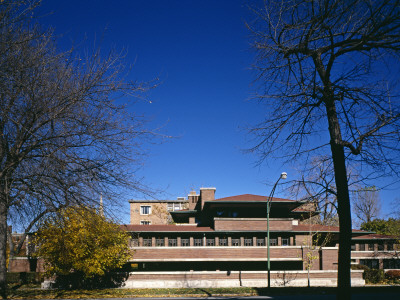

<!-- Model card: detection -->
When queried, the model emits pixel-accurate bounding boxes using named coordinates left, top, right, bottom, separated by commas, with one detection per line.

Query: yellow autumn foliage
left=33, top=207, right=131, bottom=278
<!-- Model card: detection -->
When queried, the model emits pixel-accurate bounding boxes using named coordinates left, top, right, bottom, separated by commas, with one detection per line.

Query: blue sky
left=37, top=0, right=399, bottom=224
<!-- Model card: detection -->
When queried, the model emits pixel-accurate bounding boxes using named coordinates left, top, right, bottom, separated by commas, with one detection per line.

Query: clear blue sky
left=37, top=0, right=399, bottom=224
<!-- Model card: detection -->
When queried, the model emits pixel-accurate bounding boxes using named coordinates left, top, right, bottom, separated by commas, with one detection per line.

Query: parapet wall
left=123, top=270, right=365, bottom=288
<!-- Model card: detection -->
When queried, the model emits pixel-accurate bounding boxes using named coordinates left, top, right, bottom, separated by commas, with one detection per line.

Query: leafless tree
left=289, top=156, right=339, bottom=226
left=0, top=1, right=158, bottom=297
left=248, top=1, right=400, bottom=299
left=352, top=186, right=381, bottom=226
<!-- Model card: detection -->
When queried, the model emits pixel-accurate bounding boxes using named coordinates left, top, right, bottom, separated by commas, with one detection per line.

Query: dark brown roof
left=352, top=233, right=397, bottom=240
left=214, top=194, right=295, bottom=202
left=293, top=224, right=365, bottom=233
left=121, top=224, right=214, bottom=232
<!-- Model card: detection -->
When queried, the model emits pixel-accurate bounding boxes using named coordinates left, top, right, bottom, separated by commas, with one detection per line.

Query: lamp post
left=267, top=172, right=287, bottom=288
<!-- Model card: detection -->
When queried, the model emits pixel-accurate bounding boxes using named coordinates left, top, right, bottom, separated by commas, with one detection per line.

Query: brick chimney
left=200, top=187, right=216, bottom=209
left=188, top=190, right=199, bottom=210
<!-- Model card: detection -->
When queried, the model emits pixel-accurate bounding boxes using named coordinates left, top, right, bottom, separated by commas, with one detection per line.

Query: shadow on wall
left=53, top=271, right=129, bottom=289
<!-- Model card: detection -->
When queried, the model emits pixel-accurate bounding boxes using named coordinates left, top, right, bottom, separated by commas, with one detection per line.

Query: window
left=360, top=259, right=379, bottom=269
left=359, top=244, right=365, bottom=251
left=387, top=243, right=394, bottom=251
left=194, top=238, right=203, bottom=246
left=257, top=238, right=265, bottom=246
left=130, top=238, right=139, bottom=247
left=168, top=239, right=177, bottom=247
left=282, top=238, right=289, bottom=246
left=351, top=244, right=356, bottom=251
left=140, top=206, right=151, bottom=215
left=167, top=203, right=173, bottom=211
left=140, top=220, right=151, bottom=225
left=244, top=238, right=253, bottom=246
left=383, top=259, right=400, bottom=269
left=156, top=238, right=164, bottom=247
left=378, top=243, right=384, bottom=251
left=270, top=239, right=277, bottom=246
left=219, top=238, right=228, bottom=246
left=206, top=238, right=215, bottom=246
left=181, top=239, right=190, bottom=246
left=143, top=238, right=152, bottom=247
left=174, top=203, right=181, bottom=211
left=368, top=243, right=375, bottom=251
left=232, top=238, right=240, bottom=246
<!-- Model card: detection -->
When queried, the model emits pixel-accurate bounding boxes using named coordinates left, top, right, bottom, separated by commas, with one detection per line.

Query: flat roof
left=129, top=199, right=187, bottom=203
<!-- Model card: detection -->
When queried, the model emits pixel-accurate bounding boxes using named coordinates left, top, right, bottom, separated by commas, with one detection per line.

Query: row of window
left=360, top=259, right=400, bottom=269
left=134, top=237, right=291, bottom=247
left=351, top=243, right=394, bottom=251
left=140, top=203, right=184, bottom=216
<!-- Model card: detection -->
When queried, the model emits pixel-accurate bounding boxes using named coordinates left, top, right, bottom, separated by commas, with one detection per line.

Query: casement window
left=167, top=203, right=173, bottom=211
left=168, top=239, right=177, bottom=247
left=232, top=238, right=240, bottom=246
left=174, top=203, right=181, bottom=211
left=181, top=238, right=190, bottom=246
left=387, top=243, right=394, bottom=251
left=360, top=259, right=379, bottom=269
left=281, top=238, right=289, bottom=246
left=130, top=238, right=139, bottom=247
left=257, top=238, right=265, bottom=246
left=219, top=238, right=228, bottom=246
left=351, top=244, right=356, bottom=251
left=378, top=243, right=384, bottom=251
left=368, top=243, right=375, bottom=251
left=156, top=238, right=164, bottom=247
left=140, top=220, right=151, bottom=225
left=359, top=243, right=365, bottom=251
left=206, top=238, right=215, bottom=246
left=269, top=239, right=277, bottom=246
left=143, top=238, right=152, bottom=247
left=140, top=205, right=151, bottom=215
left=244, top=238, right=253, bottom=246
left=194, top=238, right=203, bottom=246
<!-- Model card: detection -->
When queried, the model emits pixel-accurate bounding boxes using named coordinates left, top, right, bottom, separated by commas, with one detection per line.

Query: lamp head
left=280, top=172, right=287, bottom=179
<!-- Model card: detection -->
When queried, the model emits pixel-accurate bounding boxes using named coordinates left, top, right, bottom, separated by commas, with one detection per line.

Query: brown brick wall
left=214, top=218, right=293, bottom=231
left=130, top=246, right=302, bottom=261
left=130, top=202, right=170, bottom=225
left=320, top=248, right=338, bottom=270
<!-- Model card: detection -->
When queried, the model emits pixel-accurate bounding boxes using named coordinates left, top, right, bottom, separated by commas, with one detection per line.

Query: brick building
left=123, top=187, right=399, bottom=287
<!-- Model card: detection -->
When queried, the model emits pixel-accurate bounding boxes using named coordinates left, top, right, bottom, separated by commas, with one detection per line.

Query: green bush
left=6, top=272, right=43, bottom=284
left=351, top=264, right=370, bottom=271
left=385, top=270, right=400, bottom=281
left=364, top=269, right=385, bottom=284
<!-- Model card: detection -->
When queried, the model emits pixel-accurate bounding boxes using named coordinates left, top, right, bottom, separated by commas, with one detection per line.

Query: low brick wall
left=123, top=270, right=365, bottom=288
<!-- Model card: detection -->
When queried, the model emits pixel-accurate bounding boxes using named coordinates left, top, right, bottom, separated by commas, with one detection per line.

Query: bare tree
left=248, top=1, right=400, bottom=299
left=352, top=186, right=381, bottom=226
left=0, top=1, right=157, bottom=297
left=289, top=156, right=339, bottom=226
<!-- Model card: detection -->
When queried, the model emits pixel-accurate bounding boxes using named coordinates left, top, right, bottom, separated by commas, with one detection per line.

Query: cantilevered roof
left=352, top=233, right=397, bottom=240
left=214, top=194, right=295, bottom=202
left=293, top=224, right=369, bottom=235
left=205, top=194, right=304, bottom=212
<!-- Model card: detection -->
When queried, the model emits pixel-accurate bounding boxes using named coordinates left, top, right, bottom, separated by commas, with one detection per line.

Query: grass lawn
left=7, top=285, right=259, bottom=299
left=7, top=284, right=400, bottom=299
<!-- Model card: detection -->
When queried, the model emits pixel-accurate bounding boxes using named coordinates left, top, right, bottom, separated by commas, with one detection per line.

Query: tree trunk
left=0, top=198, right=8, bottom=299
left=325, top=101, right=352, bottom=300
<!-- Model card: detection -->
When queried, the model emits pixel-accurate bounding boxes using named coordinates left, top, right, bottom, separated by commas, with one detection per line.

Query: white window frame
left=140, top=205, right=151, bottom=215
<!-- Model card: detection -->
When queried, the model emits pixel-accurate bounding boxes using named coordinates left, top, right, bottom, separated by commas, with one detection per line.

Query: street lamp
left=267, top=172, right=287, bottom=288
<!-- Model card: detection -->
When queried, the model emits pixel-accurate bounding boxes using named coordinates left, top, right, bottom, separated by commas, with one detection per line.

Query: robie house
left=122, top=187, right=400, bottom=288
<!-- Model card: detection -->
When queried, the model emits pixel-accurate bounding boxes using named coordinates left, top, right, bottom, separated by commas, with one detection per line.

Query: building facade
left=123, top=187, right=399, bottom=287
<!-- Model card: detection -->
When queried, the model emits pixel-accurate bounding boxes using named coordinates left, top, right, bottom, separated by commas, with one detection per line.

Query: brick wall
left=214, top=218, right=293, bottom=231
left=130, top=246, right=302, bottom=261
left=130, top=202, right=170, bottom=225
